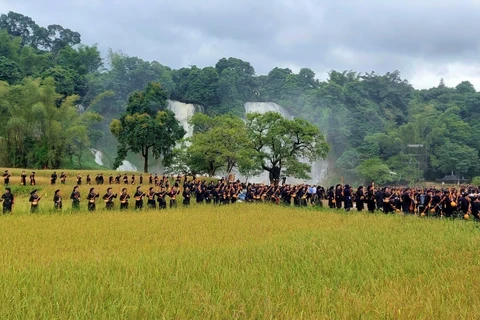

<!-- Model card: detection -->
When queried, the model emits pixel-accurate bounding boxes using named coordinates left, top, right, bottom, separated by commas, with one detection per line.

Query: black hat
left=136, top=186, right=141, bottom=190
left=149, top=187, right=153, bottom=190
left=4, top=170, right=7, bottom=173
left=107, top=187, right=112, bottom=191
left=55, top=189, right=60, bottom=194
left=73, top=186, right=78, bottom=190
left=30, top=189, right=37, bottom=195
left=122, top=188, right=127, bottom=192
left=5, top=187, right=11, bottom=192
left=32, top=172, right=35, bottom=174
left=89, top=188, right=94, bottom=193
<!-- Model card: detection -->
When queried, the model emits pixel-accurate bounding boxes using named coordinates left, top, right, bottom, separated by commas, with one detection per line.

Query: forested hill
left=1, top=11, right=479, bottom=183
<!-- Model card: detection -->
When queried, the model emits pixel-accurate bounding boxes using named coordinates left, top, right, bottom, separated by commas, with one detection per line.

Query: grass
left=0, top=169, right=479, bottom=318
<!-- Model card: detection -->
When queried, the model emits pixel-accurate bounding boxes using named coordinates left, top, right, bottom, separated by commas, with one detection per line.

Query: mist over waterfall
left=242, top=102, right=329, bottom=185
left=167, top=100, right=202, bottom=138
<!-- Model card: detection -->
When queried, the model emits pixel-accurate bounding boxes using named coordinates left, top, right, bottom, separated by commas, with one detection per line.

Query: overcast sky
left=2, top=0, right=480, bottom=89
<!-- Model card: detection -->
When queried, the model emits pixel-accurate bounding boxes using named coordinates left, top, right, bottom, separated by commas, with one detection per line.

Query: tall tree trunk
left=269, top=166, right=281, bottom=185
left=143, top=146, right=149, bottom=173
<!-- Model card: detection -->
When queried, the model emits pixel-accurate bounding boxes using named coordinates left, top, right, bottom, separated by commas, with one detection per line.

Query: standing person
left=76, top=174, right=82, bottom=186
left=29, top=189, right=41, bottom=213
left=53, top=189, right=62, bottom=210
left=102, top=187, right=117, bottom=210
left=146, top=187, right=157, bottom=209
left=139, top=174, right=143, bottom=185
left=335, top=184, right=343, bottom=209
left=20, top=171, right=27, bottom=186
left=134, top=186, right=144, bottom=210
left=3, top=170, right=10, bottom=186
left=99, top=174, right=104, bottom=185
left=344, top=184, right=352, bottom=211
left=29, top=172, right=36, bottom=186
left=70, top=186, right=81, bottom=210
left=356, top=186, right=365, bottom=212
left=1, top=188, right=14, bottom=214
left=123, top=174, right=128, bottom=185
left=51, top=171, right=57, bottom=185
left=327, top=186, right=335, bottom=208
left=108, top=175, right=113, bottom=185
left=86, top=188, right=98, bottom=211
left=157, top=187, right=167, bottom=209
left=366, top=185, right=376, bottom=213
left=87, top=175, right=92, bottom=185
left=182, top=187, right=191, bottom=206
left=60, top=172, right=67, bottom=184
left=168, top=186, right=179, bottom=208
left=149, top=174, right=153, bottom=185
left=131, top=174, right=135, bottom=185
left=119, top=188, right=130, bottom=210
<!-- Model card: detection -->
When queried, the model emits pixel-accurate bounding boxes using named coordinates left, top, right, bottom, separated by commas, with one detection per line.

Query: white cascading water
left=243, top=102, right=328, bottom=185
left=117, top=161, right=138, bottom=172
left=167, top=100, right=197, bottom=138
left=90, top=149, right=104, bottom=166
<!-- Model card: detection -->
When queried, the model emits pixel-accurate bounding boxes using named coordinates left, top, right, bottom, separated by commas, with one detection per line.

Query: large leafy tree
left=110, top=82, right=185, bottom=173
left=246, top=111, right=329, bottom=184
left=182, top=113, right=256, bottom=176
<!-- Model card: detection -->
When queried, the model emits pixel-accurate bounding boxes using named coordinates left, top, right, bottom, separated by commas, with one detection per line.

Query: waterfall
left=245, top=102, right=293, bottom=119
left=167, top=100, right=197, bottom=138
left=243, top=102, right=329, bottom=185
left=90, top=149, right=104, bottom=166
left=117, top=160, right=138, bottom=172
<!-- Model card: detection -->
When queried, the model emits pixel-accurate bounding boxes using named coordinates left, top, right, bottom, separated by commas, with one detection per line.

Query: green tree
left=356, top=158, right=392, bottom=185
left=185, top=113, right=254, bottom=176
left=110, top=82, right=185, bottom=173
left=246, top=111, right=329, bottom=184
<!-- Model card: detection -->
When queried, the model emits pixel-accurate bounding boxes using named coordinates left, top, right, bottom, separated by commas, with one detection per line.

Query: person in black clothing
left=1, top=188, right=13, bottom=214
left=60, top=172, right=66, bottom=184
left=157, top=188, right=167, bottom=209
left=87, top=175, right=92, bottom=185
left=102, top=187, right=117, bottom=210
left=343, top=185, right=352, bottom=211
left=366, top=185, right=376, bottom=213
left=149, top=174, right=153, bottom=185
left=119, top=188, right=130, bottom=210
left=168, top=186, right=179, bottom=208
left=383, top=187, right=393, bottom=214
left=183, top=187, right=191, bottom=206
left=29, top=172, right=36, bottom=186
left=76, top=174, right=82, bottom=186
left=53, top=189, right=62, bottom=210
left=335, top=184, right=343, bottom=209
left=139, top=174, right=143, bottom=185
left=70, top=186, right=80, bottom=210
left=327, top=186, right=335, bottom=208
left=29, top=189, right=41, bottom=213
left=86, top=188, right=98, bottom=211
left=3, top=170, right=10, bottom=186
left=51, top=171, right=57, bottom=185
left=146, top=187, right=157, bottom=209
left=401, top=189, right=412, bottom=214
left=21, top=171, right=27, bottom=186
left=356, top=186, right=365, bottom=212
left=109, top=175, right=113, bottom=185
left=134, top=186, right=144, bottom=210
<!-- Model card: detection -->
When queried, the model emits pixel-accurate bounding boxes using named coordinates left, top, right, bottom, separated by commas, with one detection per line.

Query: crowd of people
left=0, top=170, right=478, bottom=220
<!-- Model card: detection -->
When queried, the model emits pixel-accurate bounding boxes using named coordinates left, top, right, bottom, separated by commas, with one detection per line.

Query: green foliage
left=110, top=82, right=185, bottom=173
left=0, top=78, right=101, bottom=169
left=247, top=112, right=329, bottom=183
left=184, top=113, right=255, bottom=176
left=356, top=158, right=392, bottom=185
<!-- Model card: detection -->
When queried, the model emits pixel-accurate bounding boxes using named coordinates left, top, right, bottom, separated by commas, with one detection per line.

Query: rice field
left=0, top=169, right=479, bottom=319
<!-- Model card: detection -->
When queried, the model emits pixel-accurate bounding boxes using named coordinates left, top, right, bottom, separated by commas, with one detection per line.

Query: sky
left=2, top=0, right=480, bottom=89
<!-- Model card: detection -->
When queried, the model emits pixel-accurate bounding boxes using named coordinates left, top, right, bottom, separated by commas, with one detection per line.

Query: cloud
left=1, top=0, right=480, bottom=89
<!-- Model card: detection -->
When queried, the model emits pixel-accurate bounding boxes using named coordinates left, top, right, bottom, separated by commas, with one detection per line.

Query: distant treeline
left=1, top=11, right=479, bottom=184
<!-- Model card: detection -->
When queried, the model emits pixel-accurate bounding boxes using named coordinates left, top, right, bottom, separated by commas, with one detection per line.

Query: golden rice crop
left=0, top=169, right=479, bottom=319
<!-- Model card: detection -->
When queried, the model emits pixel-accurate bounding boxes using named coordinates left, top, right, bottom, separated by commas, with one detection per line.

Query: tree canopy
left=3, top=10, right=480, bottom=184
